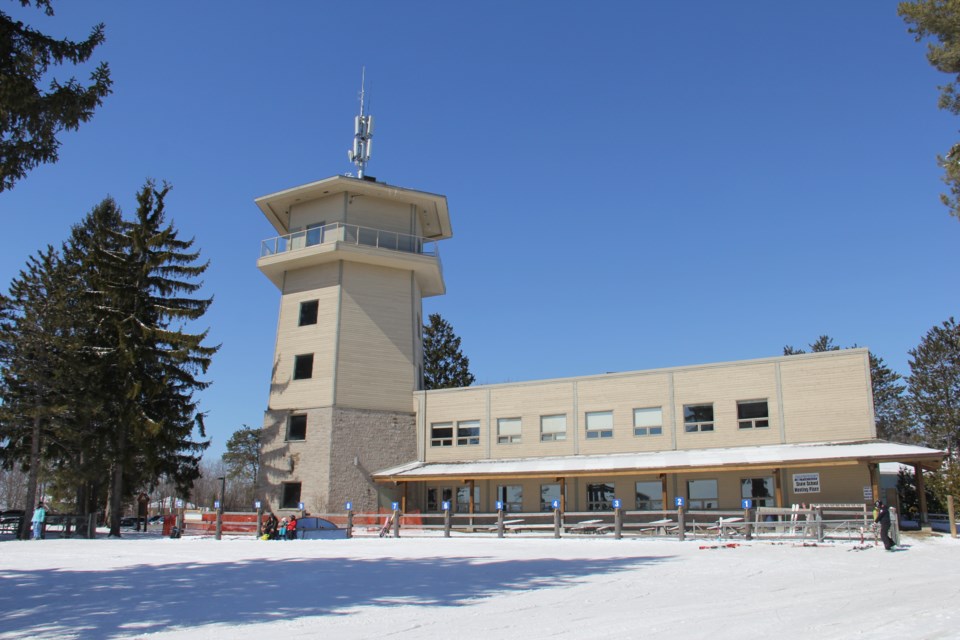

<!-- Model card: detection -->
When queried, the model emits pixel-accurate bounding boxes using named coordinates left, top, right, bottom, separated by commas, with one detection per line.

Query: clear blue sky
left=1, top=2, right=957, bottom=458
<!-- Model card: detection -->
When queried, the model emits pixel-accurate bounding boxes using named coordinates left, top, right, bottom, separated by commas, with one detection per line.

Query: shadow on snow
left=0, top=548, right=672, bottom=639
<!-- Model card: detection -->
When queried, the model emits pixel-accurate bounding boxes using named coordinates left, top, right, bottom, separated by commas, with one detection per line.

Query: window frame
left=497, top=417, right=522, bottom=444
left=280, top=482, right=302, bottom=510
left=298, top=299, right=319, bottom=326
left=737, top=399, right=770, bottom=429
left=540, top=414, right=567, bottom=442
left=586, top=482, right=616, bottom=511
left=687, top=479, right=718, bottom=510
left=683, top=403, right=715, bottom=433
left=585, top=410, right=614, bottom=439
left=633, top=406, right=663, bottom=437
left=292, top=353, right=314, bottom=380
left=430, top=422, right=453, bottom=447
left=286, top=414, right=307, bottom=441
left=456, top=420, right=480, bottom=446
left=741, top=476, right=775, bottom=507
left=540, top=483, right=562, bottom=512
left=496, top=485, right=523, bottom=512
left=635, top=481, right=664, bottom=511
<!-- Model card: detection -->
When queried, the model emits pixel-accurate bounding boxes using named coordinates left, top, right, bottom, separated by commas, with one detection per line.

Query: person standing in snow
left=874, top=500, right=894, bottom=550
left=31, top=502, right=46, bottom=540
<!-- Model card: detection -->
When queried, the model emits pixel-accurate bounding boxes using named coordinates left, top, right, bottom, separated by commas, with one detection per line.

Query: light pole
left=215, top=476, right=225, bottom=540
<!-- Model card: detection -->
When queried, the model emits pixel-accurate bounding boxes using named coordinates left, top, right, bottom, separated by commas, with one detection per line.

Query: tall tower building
left=255, top=173, right=451, bottom=513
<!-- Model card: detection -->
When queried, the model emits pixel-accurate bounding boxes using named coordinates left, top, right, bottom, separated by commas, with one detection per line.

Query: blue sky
left=1, top=2, right=957, bottom=458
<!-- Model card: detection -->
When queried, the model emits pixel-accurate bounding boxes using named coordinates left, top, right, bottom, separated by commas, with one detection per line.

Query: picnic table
left=637, top=518, right=674, bottom=535
left=567, top=519, right=608, bottom=534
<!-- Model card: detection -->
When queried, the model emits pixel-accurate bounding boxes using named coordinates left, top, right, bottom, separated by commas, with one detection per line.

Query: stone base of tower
left=257, top=406, right=415, bottom=515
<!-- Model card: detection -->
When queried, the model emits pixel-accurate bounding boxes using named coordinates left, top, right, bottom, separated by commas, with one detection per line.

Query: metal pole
left=215, top=476, right=225, bottom=540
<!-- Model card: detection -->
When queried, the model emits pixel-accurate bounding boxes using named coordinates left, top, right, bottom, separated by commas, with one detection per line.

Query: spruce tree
left=906, top=317, right=960, bottom=455
left=63, top=182, right=217, bottom=536
left=0, top=1, right=112, bottom=191
left=422, top=313, right=475, bottom=390
left=899, top=0, right=960, bottom=220
left=0, top=248, right=71, bottom=537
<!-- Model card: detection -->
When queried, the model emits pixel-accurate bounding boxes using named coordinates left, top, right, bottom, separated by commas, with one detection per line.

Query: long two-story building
left=254, top=173, right=943, bottom=518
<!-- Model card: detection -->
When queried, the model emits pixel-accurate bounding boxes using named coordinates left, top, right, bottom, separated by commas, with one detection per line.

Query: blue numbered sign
left=214, top=500, right=220, bottom=509
left=742, top=499, right=752, bottom=509
left=391, top=501, right=400, bottom=511
left=298, top=502, right=305, bottom=510
left=495, top=500, right=503, bottom=510
left=442, top=501, right=451, bottom=511
left=675, top=496, right=685, bottom=507
left=552, top=499, right=560, bottom=509
left=345, top=501, right=353, bottom=511
left=612, top=499, right=622, bottom=509
left=254, top=500, right=261, bottom=509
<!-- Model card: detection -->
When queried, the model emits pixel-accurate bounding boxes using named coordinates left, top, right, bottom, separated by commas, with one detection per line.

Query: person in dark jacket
left=263, top=513, right=278, bottom=540
left=874, top=500, right=894, bottom=550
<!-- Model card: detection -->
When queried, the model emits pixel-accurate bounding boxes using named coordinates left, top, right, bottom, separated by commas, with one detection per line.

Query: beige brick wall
left=417, top=350, right=874, bottom=465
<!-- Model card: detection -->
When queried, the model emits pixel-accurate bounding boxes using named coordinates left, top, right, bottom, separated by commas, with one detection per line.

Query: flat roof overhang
left=372, top=441, right=946, bottom=483
left=255, top=175, right=452, bottom=240
left=257, top=241, right=445, bottom=296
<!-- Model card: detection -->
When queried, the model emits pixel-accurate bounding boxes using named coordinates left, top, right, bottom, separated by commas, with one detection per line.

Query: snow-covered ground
left=1, top=531, right=957, bottom=640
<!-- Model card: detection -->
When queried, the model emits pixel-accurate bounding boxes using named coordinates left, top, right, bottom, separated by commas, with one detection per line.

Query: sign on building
left=792, top=473, right=821, bottom=494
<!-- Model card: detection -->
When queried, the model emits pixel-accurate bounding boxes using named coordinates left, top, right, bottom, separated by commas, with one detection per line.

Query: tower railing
left=260, top=222, right=440, bottom=260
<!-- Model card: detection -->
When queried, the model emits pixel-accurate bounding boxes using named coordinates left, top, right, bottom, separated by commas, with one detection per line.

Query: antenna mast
left=348, top=68, right=374, bottom=178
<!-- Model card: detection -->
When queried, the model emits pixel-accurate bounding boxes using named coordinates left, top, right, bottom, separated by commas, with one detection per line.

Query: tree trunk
left=19, top=415, right=41, bottom=540
left=108, top=427, right=126, bottom=537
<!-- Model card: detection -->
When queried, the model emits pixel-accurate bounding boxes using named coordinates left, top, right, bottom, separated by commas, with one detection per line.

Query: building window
left=497, top=485, right=523, bottom=512
left=635, top=481, right=663, bottom=510
left=633, top=407, right=663, bottom=437
left=585, top=411, right=614, bottom=439
left=456, top=486, right=480, bottom=513
left=737, top=400, right=769, bottom=429
left=287, top=414, right=307, bottom=441
left=540, top=414, right=567, bottom=442
left=427, top=487, right=453, bottom=512
left=540, top=483, right=562, bottom=511
left=430, top=422, right=453, bottom=447
left=587, top=483, right=615, bottom=511
left=456, top=420, right=480, bottom=446
left=687, top=479, right=718, bottom=509
left=497, top=417, right=522, bottom=444
left=298, top=300, right=319, bottom=326
left=741, top=477, right=774, bottom=507
left=683, top=403, right=714, bottom=432
left=293, top=354, right=314, bottom=380
left=280, top=482, right=302, bottom=509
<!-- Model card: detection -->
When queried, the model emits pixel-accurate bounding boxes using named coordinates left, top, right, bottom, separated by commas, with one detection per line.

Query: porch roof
left=372, top=440, right=944, bottom=482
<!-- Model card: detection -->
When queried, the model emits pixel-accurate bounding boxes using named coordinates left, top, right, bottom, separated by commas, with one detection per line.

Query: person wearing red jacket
left=286, top=514, right=298, bottom=540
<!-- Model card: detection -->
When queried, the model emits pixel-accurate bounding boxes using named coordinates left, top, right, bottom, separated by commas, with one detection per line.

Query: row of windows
left=277, top=476, right=776, bottom=512
left=423, top=476, right=775, bottom=512
left=429, top=400, right=769, bottom=447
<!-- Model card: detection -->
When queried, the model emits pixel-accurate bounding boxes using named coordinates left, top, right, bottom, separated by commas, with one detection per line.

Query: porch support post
left=559, top=477, right=566, bottom=512
left=774, top=469, right=783, bottom=508
left=660, top=473, right=668, bottom=512
left=915, top=462, right=929, bottom=526
left=869, top=463, right=880, bottom=506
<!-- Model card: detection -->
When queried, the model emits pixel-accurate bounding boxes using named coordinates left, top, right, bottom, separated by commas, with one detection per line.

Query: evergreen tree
left=222, top=425, right=260, bottom=508
left=899, top=0, right=960, bottom=220
left=422, top=313, right=475, bottom=390
left=783, top=335, right=909, bottom=442
left=906, top=317, right=960, bottom=456
left=0, top=248, right=72, bottom=537
left=0, top=1, right=112, bottom=192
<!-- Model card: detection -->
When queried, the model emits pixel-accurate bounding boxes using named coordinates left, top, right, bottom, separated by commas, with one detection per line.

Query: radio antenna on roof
left=348, top=67, right=374, bottom=179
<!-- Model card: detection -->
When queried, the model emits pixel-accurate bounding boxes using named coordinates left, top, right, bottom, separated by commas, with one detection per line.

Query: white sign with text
left=792, top=472, right=821, bottom=494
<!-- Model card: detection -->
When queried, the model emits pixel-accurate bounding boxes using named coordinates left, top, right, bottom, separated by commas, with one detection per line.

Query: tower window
left=287, top=414, right=307, bottom=441
left=280, top=483, right=302, bottom=509
left=299, top=300, right=319, bottom=326
left=293, top=354, right=314, bottom=380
